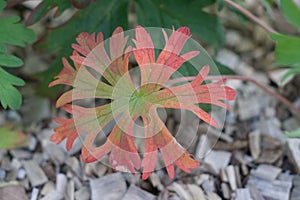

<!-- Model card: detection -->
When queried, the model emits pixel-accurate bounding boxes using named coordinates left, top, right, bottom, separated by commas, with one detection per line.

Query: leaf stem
left=223, top=0, right=277, bottom=34
left=167, top=75, right=300, bottom=117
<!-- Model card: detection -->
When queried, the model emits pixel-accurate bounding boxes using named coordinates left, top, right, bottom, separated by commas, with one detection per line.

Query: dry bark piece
left=23, top=160, right=48, bottom=187
left=122, top=184, right=155, bottom=200
left=90, top=173, right=126, bottom=200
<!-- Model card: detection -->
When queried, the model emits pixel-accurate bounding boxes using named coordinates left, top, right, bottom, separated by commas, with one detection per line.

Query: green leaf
left=35, top=0, right=129, bottom=98
left=0, top=16, right=36, bottom=47
left=285, top=127, right=300, bottom=138
left=0, top=53, right=23, bottom=67
left=0, top=126, right=27, bottom=149
left=25, top=0, right=72, bottom=26
left=0, top=0, right=5, bottom=10
left=0, top=67, right=25, bottom=109
left=271, top=34, right=300, bottom=66
left=135, top=0, right=224, bottom=49
left=0, top=0, right=37, bottom=109
left=281, top=0, right=300, bottom=30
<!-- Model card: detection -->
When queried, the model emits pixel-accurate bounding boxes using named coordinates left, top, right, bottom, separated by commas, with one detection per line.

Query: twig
left=223, top=0, right=277, bottom=34
left=167, top=75, right=300, bottom=117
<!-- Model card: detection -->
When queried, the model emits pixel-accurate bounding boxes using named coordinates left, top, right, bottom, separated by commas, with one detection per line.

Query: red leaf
left=49, top=26, right=236, bottom=179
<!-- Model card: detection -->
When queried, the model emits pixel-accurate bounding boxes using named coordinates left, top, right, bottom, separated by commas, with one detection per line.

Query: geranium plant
left=50, top=26, right=236, bottom=179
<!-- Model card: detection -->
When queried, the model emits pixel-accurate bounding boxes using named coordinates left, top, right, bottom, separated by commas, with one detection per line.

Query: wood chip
left=287, top=139, right=300, bottom=174
left=206, top=192, right=222, bottom=200
left=226, top=165, right=237, bottom=191
left=90, top=173, right=126, bottom=200
left=30, top=188, right=39, bottom=200
left=221, top=183, right=231, bottom=199
left=66, top=157, right=82, bottom=178
left=66, top=179, right=75, bottom=200
left=247, top=176, right=292, bottom=200
left=168, top=182, right=193, bottom=200
left=246, top=183, right=265, bottom=200
left=56, top=173, right=67, bottom=195
left=122, top=184, right=155, bottom=200
left=10, top=149, right=32, bottom=159
left=251, top=164, right=282, bottom=181
left=45, top=143, right=67, bottom=165
left=0, top=185, right=29, bottom=200
left=249, top=130, right=261, bottom=160
left=41, top=182, right=55, bottom=196
left=23, top=160, right=48, bottom=187
left=235, top=188, right=252, bottom=200
left=187, top=184, right=206, bottom=200
left=204, top=150, right=232, bottom=174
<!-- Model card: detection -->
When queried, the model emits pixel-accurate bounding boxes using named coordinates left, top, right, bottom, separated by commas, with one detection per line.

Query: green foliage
left=0, top=68, right=25, bottom=109
left=281, top=0, right=300, bottom=30
left=0, top=0, right=36, bottom=109
left=271, top=0, right=300, bottom=81
left=285, top=127, right=300, bottom=138
left=0, top=126, right=26, bottom=149
left=35, top=0, right=129, bottom=98
left=271, top=34, right=300, bottom=66
left=135, top=0, right=224, bottom=50
left=33, top=0, right=232, bottom=97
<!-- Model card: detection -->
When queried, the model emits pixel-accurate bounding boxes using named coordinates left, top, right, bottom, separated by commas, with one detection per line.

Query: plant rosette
left=49, top=26, right=236, bottom=179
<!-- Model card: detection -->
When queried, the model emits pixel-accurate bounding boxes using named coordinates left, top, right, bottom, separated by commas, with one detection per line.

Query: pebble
left=215, top=49, right=240, bottom=70
left=17, top=168, right=27, bottom=180
left=0, top=168, right=6, bottom=180
left=75, top=186, right=91, bottom=200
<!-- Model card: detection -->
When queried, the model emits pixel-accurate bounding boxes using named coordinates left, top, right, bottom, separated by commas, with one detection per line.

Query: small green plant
left=271, top=0, right=300, bottom=81
left=0, top=0, right=36, bottom=109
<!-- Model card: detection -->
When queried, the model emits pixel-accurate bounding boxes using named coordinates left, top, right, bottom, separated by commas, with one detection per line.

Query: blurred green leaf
left=0, top=54, right=23, bottom=67
left=25, top=0, right=72, bottom=26
left=0, top=67, right=25, bottom=109
left=271, top=34, right=300, bottom=66
left=135, top=0, right=225, bottom=49
left=0, top=0, right=37, bottom=109
left=281, top=0, right=300, bottom=30
left=35, top=0, right=129, bottom=98
left=0, top=126, right=26, bottom=149
left=0, top=16, right=36, bottom=46
left=285, top=127, right=300, bottom=138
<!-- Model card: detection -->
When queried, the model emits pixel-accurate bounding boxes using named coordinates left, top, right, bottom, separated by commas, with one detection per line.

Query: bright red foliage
left=50, top=26, right=236, bottom=179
